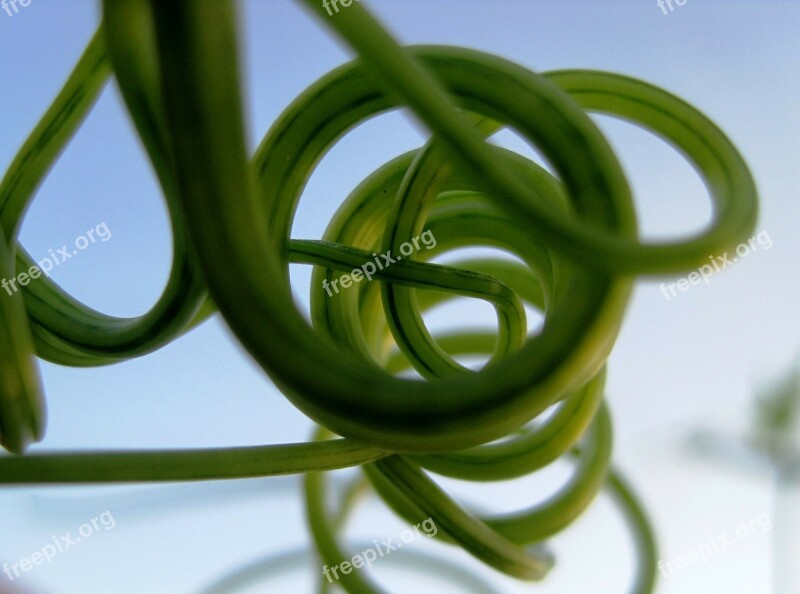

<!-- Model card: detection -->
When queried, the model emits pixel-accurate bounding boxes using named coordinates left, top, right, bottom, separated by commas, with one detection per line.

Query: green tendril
left=0, top=1, right=757, bottom=592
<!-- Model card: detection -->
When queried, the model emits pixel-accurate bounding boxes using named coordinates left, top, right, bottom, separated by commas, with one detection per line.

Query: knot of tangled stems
left=0, top=1, right=756, bottom=593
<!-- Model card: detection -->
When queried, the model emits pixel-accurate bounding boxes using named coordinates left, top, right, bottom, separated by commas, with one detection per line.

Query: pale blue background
left=0, top=1, right=798, bottom=592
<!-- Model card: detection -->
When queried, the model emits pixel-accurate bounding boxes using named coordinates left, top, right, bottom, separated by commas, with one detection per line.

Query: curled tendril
left=0, top=1, right=756, bottom=593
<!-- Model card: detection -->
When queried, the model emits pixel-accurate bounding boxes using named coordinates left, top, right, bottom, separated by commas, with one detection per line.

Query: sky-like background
left=0, top=1, right=798, bottom=593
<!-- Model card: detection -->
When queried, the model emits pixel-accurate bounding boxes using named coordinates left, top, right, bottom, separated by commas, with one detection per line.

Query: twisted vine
left=0, top=1, right=757, bottom=593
